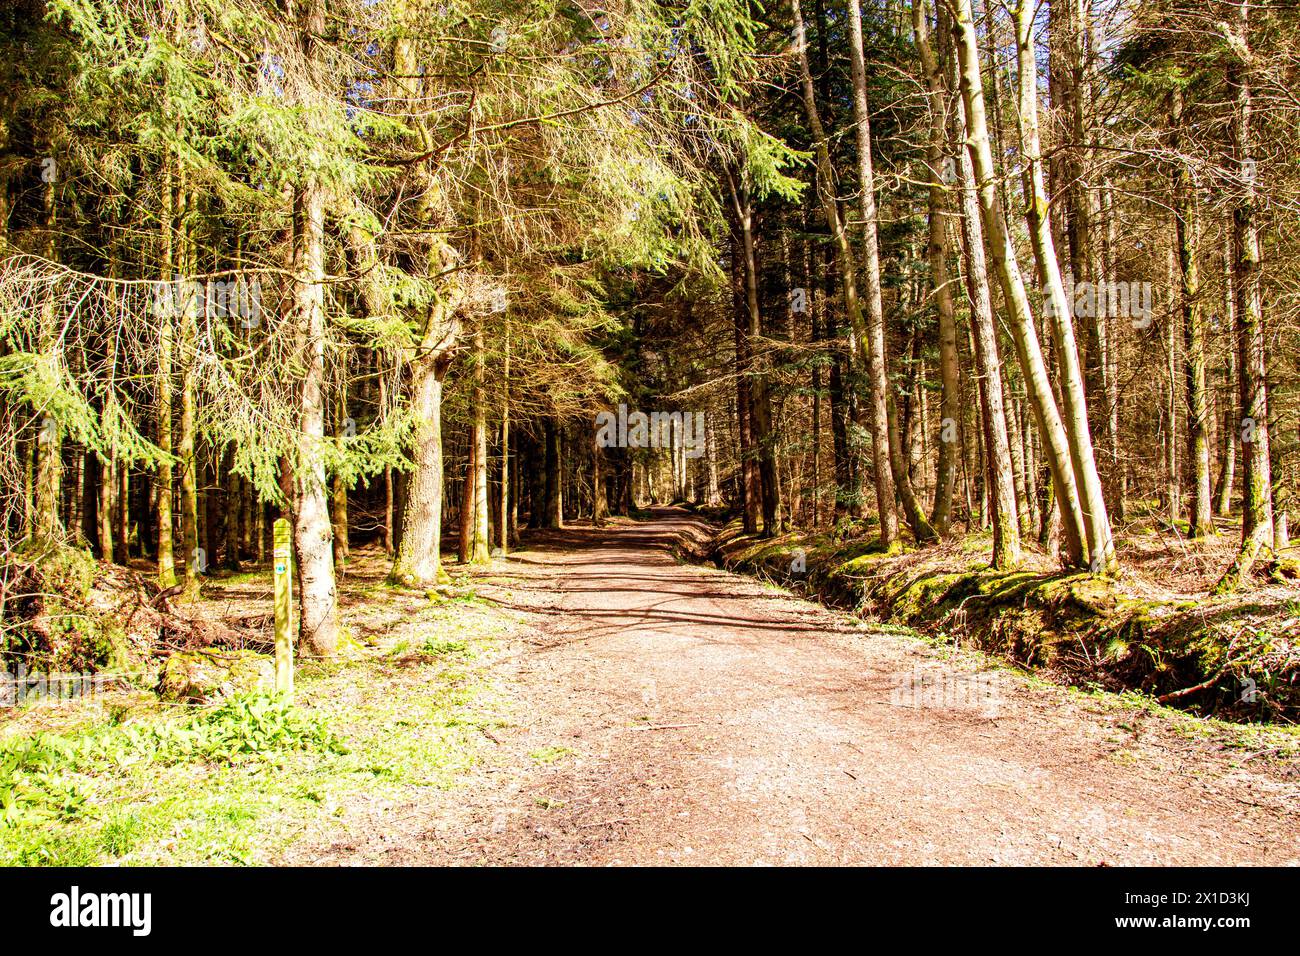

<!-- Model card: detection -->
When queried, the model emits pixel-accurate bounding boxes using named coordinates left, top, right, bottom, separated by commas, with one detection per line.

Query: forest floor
left=4, top=506, right=1297, bottom=865
left=285, top=507, right=1299, bottom=866
left=0, top=550, right=522, bottom=864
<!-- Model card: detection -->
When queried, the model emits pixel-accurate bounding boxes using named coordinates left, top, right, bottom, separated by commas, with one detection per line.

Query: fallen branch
left=1155, top=660, right=1238, bottom=703
left=628, top=722, right=701, bottom=731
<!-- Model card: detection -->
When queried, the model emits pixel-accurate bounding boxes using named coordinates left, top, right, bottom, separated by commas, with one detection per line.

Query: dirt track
left=306, top=507, right=1300, bottom=866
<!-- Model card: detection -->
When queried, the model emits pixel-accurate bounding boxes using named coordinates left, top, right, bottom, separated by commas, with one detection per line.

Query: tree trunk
left=545, top=420, right=564, bottom=529
left=239, top=475, right=252, bottom=558
left=1100, top=181, right=1124, bottom=519
left=376, top=367, right=395, bottom=554
left=469, top=331, right=490, bottom=563
left=1166, top=249, right=1180, bottom=524
left=1214, top=247, right=1237, bottom=516
left=1010, top=0, right=1115, bottom=572
left=912, top=0, right=960, bottom=535
left=726, top=170, right=780, bottom=536
left=97, top=453, right=115, bottom=562
left=705, top=415, right=721, bottom=507
left=1216, top=0, right=1273, bottom=591
left=499, top=318, right=511, bottom=552
left=458, top=429, right=474, bottom=563
left=331, top=384, right=350, bottom=566
left=946, top=0, right=1087, bottom=568
left=177, top=180, right=201, bottom=601
left=1005, top=382, right=1031, bottom=535
left=729, top=214, right=762, bottom=534
left=291, top=178, right=339, bottom=655
left=393, top=321, right=456, bottom=579
left=848, top=0, right=932, bottom=543
left=34, top=142, right=62, bottom=543
left=955, top=138, right=1021, bottom=568
left=224, top=446, right=242, bottom=571
left=156, top=157, right=178, bottom=587
left=793, top=0, right=899, bottom=547
left=592, top=431, right=607, bottom=527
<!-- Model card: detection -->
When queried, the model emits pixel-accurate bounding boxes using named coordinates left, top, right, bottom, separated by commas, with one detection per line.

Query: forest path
left=307, top=507, right=1299, bottom=865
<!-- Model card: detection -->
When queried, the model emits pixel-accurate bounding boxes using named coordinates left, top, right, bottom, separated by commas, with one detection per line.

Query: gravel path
left=305, top=508, right=1300, bottom=866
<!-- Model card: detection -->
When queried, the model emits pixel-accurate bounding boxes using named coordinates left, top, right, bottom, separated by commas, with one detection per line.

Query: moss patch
left=716, top=527, right=1299, bottom=722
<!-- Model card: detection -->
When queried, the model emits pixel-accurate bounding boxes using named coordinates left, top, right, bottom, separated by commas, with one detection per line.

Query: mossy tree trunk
left=1171, top=87, right=1214, bottom=538
left=1216, top=0, right=1273, bottom=592
left=946, top=0, right=1087, bottom=569
left=954, top=127, right=1021, bottom=568
left=1010, top=0, right=1114, bottom=572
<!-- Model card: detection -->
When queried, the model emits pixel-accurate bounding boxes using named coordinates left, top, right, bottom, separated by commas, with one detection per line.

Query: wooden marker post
left=272, top=518, right=294, bottom=698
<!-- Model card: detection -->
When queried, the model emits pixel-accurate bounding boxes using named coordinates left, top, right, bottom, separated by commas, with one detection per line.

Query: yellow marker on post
left=272, top=518, right=294, bottom=698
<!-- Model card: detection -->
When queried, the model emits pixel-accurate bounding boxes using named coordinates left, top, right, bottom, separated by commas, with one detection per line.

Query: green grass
left=430, top=589, right=491, bottom=608
left=420, top=638, right=471, bottom=658
left=213, top=569, right=272, bottom=586
left=0, top=592, right=517, bottom=866
left=527, top=745, right=574, bottom=765
left=0, top=695, right=345, bottom=865
left=1062, top=682, right=1300, bottom=755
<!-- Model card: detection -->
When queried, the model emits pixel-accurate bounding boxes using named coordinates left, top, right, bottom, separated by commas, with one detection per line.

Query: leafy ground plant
left=0, top=694, right=343, bottom=853
left=0, top=556, right=520, bottom=866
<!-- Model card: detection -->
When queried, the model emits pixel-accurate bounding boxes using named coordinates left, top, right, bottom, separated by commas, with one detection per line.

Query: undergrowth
left=0, top=694, right=343, bottom=832
left=0, top=572, right=518, bottom=866
left=716, top=518, right=1300, bottom=723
